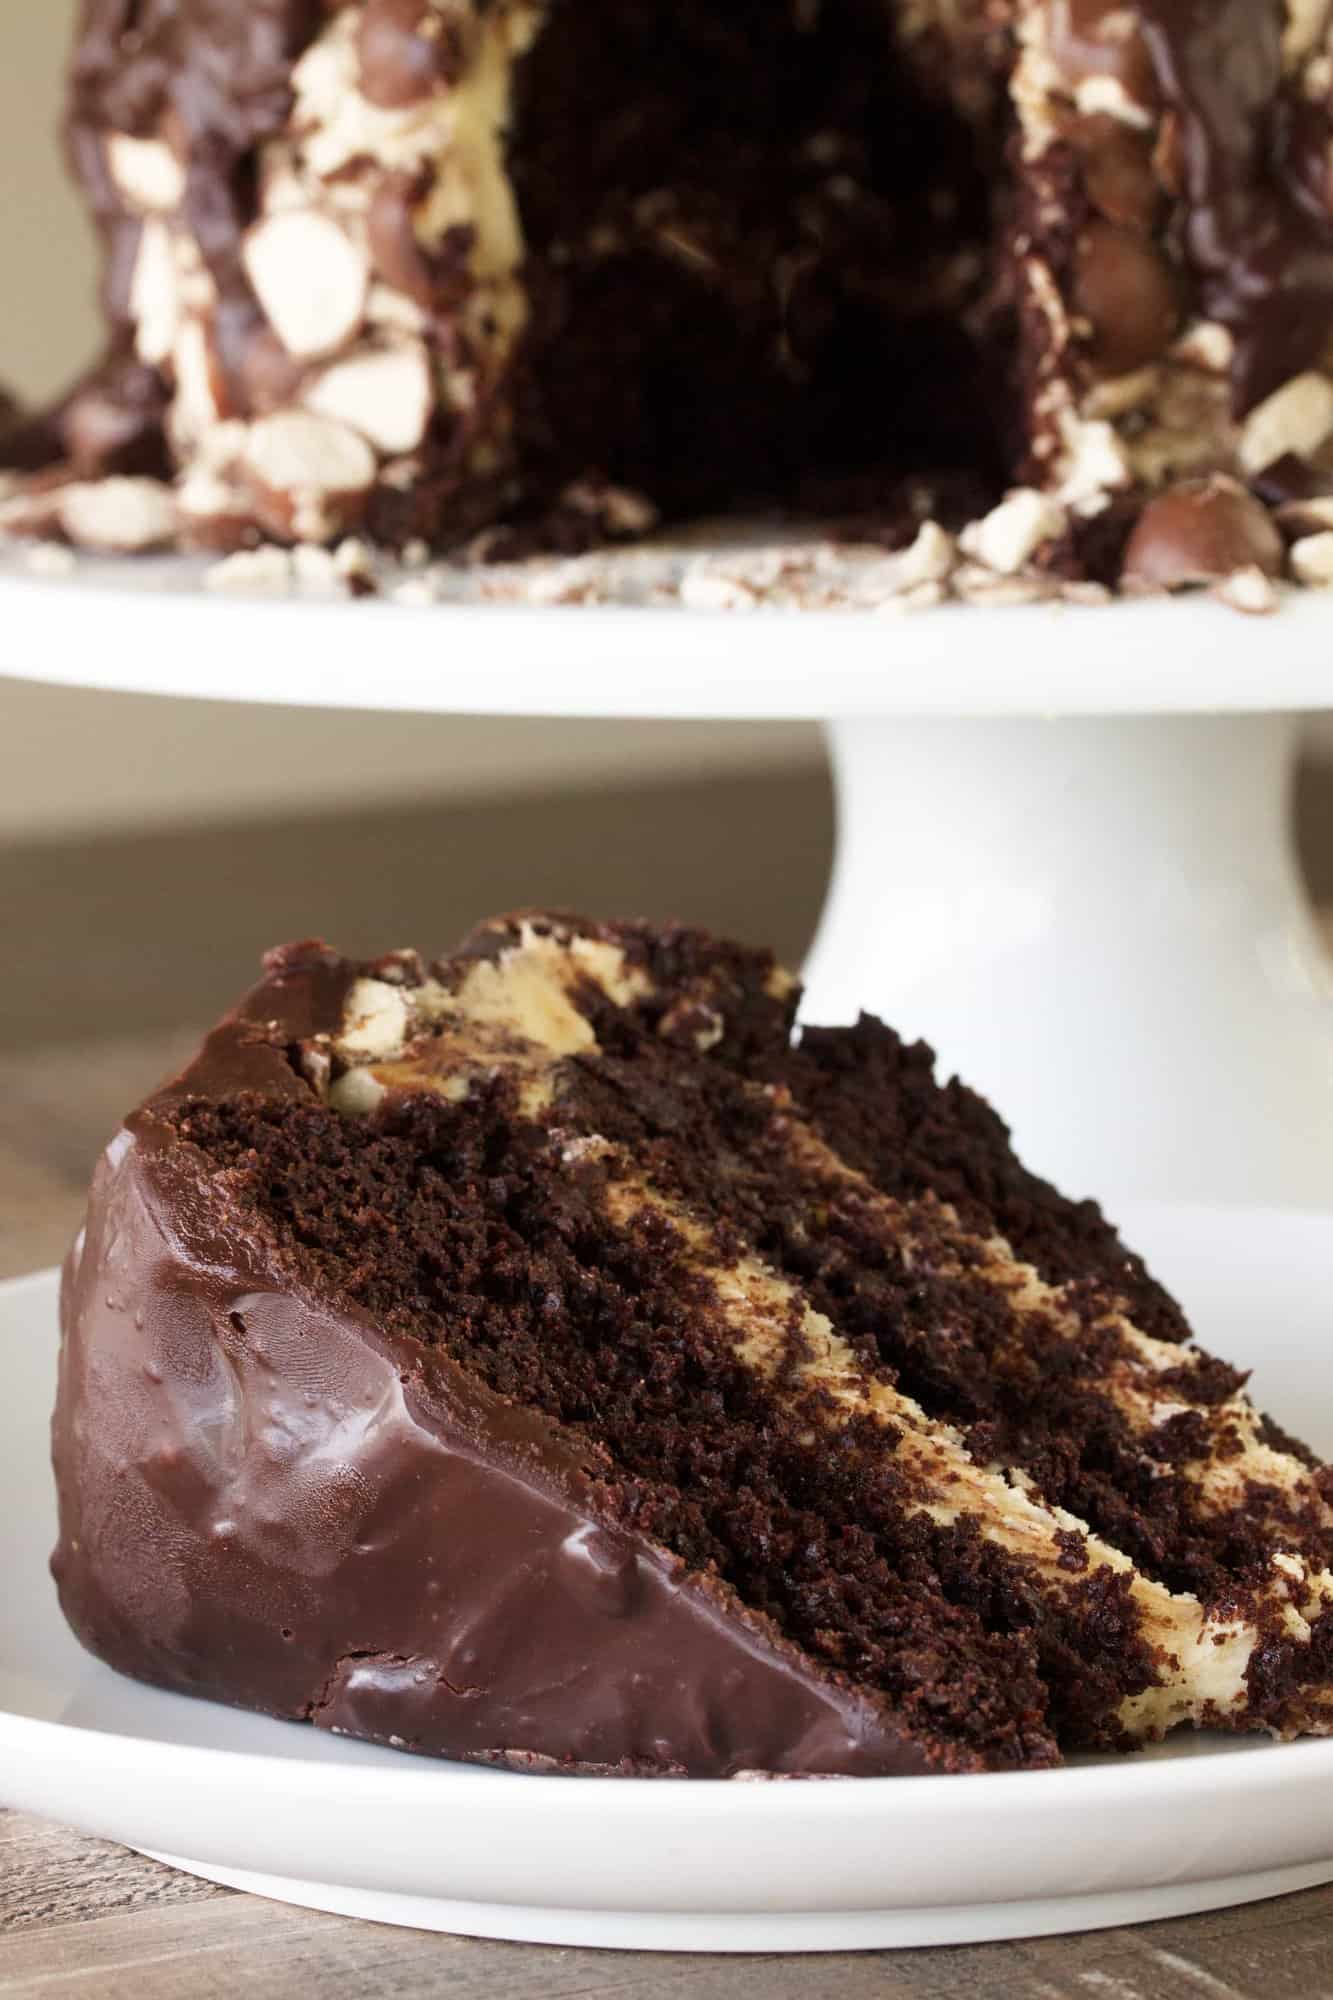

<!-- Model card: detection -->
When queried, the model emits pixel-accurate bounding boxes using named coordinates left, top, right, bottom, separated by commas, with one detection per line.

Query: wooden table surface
left=3, top=1029, right=1333, bottom=1999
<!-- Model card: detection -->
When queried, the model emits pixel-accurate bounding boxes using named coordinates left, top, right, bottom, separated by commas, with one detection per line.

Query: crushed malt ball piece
left=1121, top=478, right=1285, bottom=591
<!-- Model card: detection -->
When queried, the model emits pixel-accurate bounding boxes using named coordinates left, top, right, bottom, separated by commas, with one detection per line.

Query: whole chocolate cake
left=54, top=914, right=1333, bottom=1776
left=5, top=1, right=1333, bottom=595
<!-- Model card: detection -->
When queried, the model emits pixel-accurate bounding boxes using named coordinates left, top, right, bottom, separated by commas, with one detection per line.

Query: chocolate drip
left=66, top=1, right=322, bottom=394
left=1137, top=0, right=1333, bottom=408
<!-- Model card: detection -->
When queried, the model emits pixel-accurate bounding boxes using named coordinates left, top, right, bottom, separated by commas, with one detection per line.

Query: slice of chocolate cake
left=54, top=914, right=1333, bottom=1776
left=7, top=1, right=1333, bottom=597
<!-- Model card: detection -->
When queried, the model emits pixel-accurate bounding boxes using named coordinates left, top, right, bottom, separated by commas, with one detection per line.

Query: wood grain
left=3, top=1029, right=1333, bottom=1997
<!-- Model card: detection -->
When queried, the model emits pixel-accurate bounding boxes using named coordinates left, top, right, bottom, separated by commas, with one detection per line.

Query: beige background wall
left=0, top=3, right=95, bottom=402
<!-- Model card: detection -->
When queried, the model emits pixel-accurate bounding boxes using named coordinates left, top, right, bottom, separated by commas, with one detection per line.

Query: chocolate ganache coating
left=1138, top=0, right=1333, bottom=408
left=65, top=1, right=323, bottom=413
left=51, top=945, right=940, bottom=1778
left=1051, top=0, right=1333, bottom=413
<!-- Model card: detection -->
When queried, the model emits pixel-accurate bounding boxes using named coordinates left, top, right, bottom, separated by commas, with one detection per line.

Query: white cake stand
left=4, top=550, right=1333, bottom=1208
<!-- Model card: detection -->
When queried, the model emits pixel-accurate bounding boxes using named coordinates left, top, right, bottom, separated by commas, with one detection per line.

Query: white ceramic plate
left=5, top=1204, right=1333, bottom=1952
left=3, top=546, right=1333, bottom=718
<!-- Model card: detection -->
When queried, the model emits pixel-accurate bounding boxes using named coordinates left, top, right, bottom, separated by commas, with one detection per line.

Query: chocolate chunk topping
left=67, top=0, right=324, bottom=405
left=1073, top=117, right=1164, bottom=233
left=1121, top=473, right=1286, bottom=587
left=1073, top=220, right=1182, bottom=375
left=1134, top=0, right=1333, bottom=408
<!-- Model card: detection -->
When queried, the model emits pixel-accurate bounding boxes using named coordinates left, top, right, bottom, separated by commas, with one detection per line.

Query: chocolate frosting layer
left=51, top=945, right=940, bottom=1778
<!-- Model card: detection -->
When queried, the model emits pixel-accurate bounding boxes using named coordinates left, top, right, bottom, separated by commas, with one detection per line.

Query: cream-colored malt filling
left=272, top=920, right=1333, bottom=1751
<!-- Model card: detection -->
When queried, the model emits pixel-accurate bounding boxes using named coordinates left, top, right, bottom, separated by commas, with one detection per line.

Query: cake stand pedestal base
left=804, top=713, right=1333, bottom=1208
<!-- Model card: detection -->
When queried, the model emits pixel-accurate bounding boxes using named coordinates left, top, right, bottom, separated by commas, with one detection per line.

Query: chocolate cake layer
left=53, top=915, right=1333, bottom=1775
left=6, top=0, right=1333, bottom=602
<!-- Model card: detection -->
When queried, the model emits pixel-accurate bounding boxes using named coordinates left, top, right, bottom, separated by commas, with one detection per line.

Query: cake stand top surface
left=3, top=544, right=1332, bottom=719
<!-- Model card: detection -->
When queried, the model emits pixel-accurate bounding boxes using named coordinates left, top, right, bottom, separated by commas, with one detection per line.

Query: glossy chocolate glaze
left=58, top=0, right=322, bottom=447
left=1141, top=0, right=1333, bottom=407
left=1054, top=0, right=1333, bottom=410
left=0, top=344, right=170, bottom=478
left=51, top=946, right=943, bottom=1778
